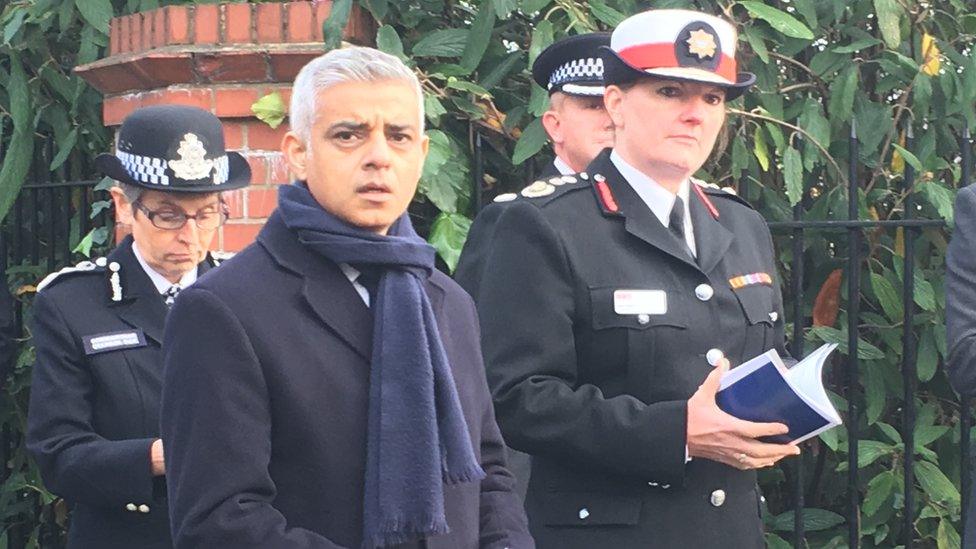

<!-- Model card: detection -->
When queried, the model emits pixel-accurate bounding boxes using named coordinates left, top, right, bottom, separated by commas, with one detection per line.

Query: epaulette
left=491, top=174, right=590, bottom=207
left=691, top=177, right=754, bottom=210
left=210, top=250, right=235, bottom=266
left=37, top=257, right=108, bottom=292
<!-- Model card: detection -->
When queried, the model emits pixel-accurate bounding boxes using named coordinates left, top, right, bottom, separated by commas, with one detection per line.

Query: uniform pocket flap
left=539, top=492, right=642, bottom=526
left=589, top=286, right=686, bottom=330
left=731, top=285, right=775, bottom=326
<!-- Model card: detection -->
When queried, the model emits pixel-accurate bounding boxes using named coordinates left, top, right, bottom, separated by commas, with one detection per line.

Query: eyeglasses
left=132, top=200, right=229, bottom=231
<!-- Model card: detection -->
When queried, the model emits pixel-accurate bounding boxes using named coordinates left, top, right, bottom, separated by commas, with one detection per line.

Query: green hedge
left=3, top=0, right=975, bottom=547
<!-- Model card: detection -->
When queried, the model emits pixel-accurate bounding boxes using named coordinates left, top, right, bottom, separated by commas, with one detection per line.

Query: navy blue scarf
left=278, top=183, right=485, bottom=548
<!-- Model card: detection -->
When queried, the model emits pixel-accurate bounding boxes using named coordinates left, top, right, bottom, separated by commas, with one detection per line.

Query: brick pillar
left=75, top=1, right=375, bottom=252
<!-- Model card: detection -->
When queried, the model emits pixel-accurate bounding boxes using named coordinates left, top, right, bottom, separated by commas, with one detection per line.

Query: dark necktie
left=164, top=285, right=181, bottom=308
left=669, top=196, right=695, bottom=260
left=355, top=266, right=381, bottom=307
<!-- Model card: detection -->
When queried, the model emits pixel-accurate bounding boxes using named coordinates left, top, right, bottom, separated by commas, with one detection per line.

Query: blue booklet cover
left=715, top=343, right=841, bottom=444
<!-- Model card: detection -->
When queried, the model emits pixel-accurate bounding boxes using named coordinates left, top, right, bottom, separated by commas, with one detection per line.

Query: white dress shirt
left=610, top=150, right=697, bottom=258
left=131, top=242, right=198, bottom=295
left=553, top=156, right=575, bottom=176
left=339, top=263, right=371, bottom=307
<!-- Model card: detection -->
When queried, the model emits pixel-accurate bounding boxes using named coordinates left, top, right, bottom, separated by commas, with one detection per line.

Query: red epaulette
left=591, top=173, right=623, bottom=217
left=691, top=183, right=720, bottom=219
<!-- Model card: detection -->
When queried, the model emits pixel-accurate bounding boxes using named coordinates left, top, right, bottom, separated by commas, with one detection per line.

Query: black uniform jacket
left=457, top=149, right=789, bottom=548
left=26, top=236, right=215, bottom=549
left=159, top=212, right=532, bottom=549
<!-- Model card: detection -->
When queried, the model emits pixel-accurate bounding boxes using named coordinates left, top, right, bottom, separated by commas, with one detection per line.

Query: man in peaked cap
left=26, top=105, right=249, bottom=548
left=455, top=32, right=614, bottom=501
left=467, top=9, right=801, bottom=548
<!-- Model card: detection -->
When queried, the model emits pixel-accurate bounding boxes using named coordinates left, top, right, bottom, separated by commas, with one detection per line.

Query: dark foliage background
left=2, top=0, right=975, bottom=546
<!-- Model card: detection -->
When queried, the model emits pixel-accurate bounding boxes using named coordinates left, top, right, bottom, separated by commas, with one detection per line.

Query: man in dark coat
left=460, top=9, right=800, bottom=548
left=26, top=105, right=251, bottom=548
left=160, top=46, right=532, bottom=549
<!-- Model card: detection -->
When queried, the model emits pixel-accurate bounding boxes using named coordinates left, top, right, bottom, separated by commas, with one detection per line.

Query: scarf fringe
left=362, top=514, right=451, bottom=548
left=443, top=463, right=487, bottom=485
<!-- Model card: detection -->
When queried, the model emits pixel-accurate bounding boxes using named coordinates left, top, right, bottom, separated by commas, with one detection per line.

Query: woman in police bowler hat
left=471, top=9, right=800, bottom=548
left=26, top=105, right=249, bottom=548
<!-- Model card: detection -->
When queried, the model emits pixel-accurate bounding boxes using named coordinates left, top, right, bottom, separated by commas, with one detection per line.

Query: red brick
left=255, top=3, right=284, bottom=44
left=269, top=51, right=320, bottom=81
left=224, top=3, right=252, bottom=44
left=195, top=4, right=220, bottom=45
left=140, top=12, right=153, bottom=52
left=194, top=51, right=268, bottom=83
left=245, top=155, right=268, bottom=184
left=166, top=6, right=190, bottom=45
left=103, top=94, right=143, bottom=127
left=248, top=121, right=288, bottom=151
left=152, top=8, right=166, bottom=49
left=215, top=87, right=262, bottom=118
left=223, top=121, right=246, bottom=149
left=345, top=4, right=376, bottom=46
left=119, top=15, right=131, bottom=53
left=312, top=1, right=330, bottom=41
left=76, top=61, right=148, bottom=94
left=223, top=189, right=246, bottom=218
left=267, top=153, right=292, bottom=184
left=110, top=17, right=121, bottom=55
left=132, top=53, right=195, bottom=88
left=146, top=88, right=213, bottom=111
left=286, top=2, right=314, bottom=43
left=222, top=222, right=262, bottom=251
left=246, top=188, right=278, bottom=218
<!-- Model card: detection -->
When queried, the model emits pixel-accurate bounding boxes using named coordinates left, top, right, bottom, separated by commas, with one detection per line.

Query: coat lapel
left=108, top=238, right=168, bottom=344
left=689, top=188, right=733, bottom=275
left=258, top=214, right=374, bottom=361
left=592, top=154, right=699, bottom=270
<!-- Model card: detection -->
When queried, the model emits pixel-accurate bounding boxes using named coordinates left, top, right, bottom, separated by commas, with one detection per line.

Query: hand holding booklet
left=715, top=343, right=842, bottom=444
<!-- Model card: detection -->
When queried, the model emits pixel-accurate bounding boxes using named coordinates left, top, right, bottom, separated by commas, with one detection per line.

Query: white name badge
left=613, top=290, right=667, bottom=315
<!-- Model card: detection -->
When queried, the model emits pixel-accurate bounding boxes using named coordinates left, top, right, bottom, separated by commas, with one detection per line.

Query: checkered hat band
left=116, top=151, right=229, bottom=186
left=618, top=43, right=737, bottom=83
left=549, top=57, right=605, bottom=88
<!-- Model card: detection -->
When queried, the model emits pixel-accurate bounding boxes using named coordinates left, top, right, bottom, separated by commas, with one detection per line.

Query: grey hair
left=289, top=46, right=424, bottom=143
left=116, top=182, right=144, bottom=204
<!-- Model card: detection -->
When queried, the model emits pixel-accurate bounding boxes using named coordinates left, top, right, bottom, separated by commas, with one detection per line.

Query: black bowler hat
left=601, top=9, right=756, bottom=100
left=95, top=105, right=251, bottom=192
left=532, top=33, right=611, bottom=97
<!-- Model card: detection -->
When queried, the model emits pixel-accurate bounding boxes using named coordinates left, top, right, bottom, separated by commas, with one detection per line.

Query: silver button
left=710, top=489, right=726, bottom=507
left=695, top=284, right=713, bottom=301
left=769, top=311, right=778, bottom=322
left=578, top=508, right=590, bottom=520
left=706, top=348, right=724, bottom=366
left=648, top=481, right=659, bottom=487
left=125, top=503, right=137, bottom=512
left=580, top=172, right=589, bottom=180
left=637, top=314, right=650, bottom=325
left=95, top=257, right=107, bottom=267
left=138, top=504, right=150, bottom=513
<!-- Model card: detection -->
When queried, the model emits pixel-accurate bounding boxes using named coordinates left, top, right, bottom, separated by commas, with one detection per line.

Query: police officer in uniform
left=26, top=105, right=250, bottom=548
left=457, top=33, right=613, bottom=500
left=465, top=10, right=800, bottom=547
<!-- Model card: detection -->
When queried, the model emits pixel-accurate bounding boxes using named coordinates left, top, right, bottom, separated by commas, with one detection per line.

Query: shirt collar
left=131, top=241, right=198, bottom=294
left=609, top=150, right=691, bottom=228
left=553, top=156, right=575, bottom=176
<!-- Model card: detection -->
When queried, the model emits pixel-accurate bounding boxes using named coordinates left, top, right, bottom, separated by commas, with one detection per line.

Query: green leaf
left=731, top=135, right=750, bottom=179
left=873, top=0, right=903, bottom=49
left=877, top=422, right=902, bottom=444
left=937, top=518, right=962, bottom=549
left=520, top=0, right=551, bottom=13
left=424, top=93, right=447, bottom=124
left=72, top=228, right=96, bottom=257
left=413, top=29, right=469, bottom=57
left=251, top=92, right=287, bottom=130
left=321, top=0, right=352, bottom=51
left=492, top=0, right=517, bottom=18
left=753, top=126, right=770, bottom=172
left=479, top=52, right=522, bottom=91
left=783, top=146, right=803, bottom=206
left=857, top=440, right=895, bottom=468
left=428, top=212, right=472, bottom=273
left=446, top=79, right=491, bottom=97
left=870, top=272, right=903, bottom=322
left=512, top=117, right=547, bottom=165
left=738, top=1, right=815, bottom=40
left=50, top=128, right=77, bottom=171
left=917, top=328, right=937, bottom=382
left=90, top=200, right=112, bottom=219
left=819, top=425, right=839, bottom=451
left=74, top=0, right=112, bottom=35
left=792, top=0, right=818, bottom=29
left=863, top=362, right=886, bottom=425
left=95, top=176, right=115, bottom=192
left=460, top=1, right=496, bottom=72
left=362, top=0, right=388, bottom=21
left=918, top=182, right=955, bottom=223
left=915, top=460, right=961, bottom=510
left=3, top=8, right=26, bottom=44
left=0, top=54, right=33, bottom=223
left=376, top=25, right=406, bottom=60
left=528, top=83, right=550, bottom=117
left=589, top=0, right=627, bottom=26
left=833, top=37, right=883, bottom=53
left=828, top=65, right=858, bottom=123
left=771, top=508, right=845, bottom=532
left=913, top=270, right=936, bottom=312
left=914, top=425, right=949, bottom=448
left=528, top=20, right=554, bottom=67
left=764, top=533, right=792, bottom=549
left=863, top=471, right=896, bottom=516
left=420, top=130, right=469, bottom=213
left=742, top=27, right=769, bottom=65
left=892, top=144, right=923, bottom=172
